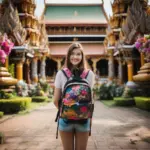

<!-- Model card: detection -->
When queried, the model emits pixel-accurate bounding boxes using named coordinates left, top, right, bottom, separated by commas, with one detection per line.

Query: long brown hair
left=64, top=42, right=87, bottom=72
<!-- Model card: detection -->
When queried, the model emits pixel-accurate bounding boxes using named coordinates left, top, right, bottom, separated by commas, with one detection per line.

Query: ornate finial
left=74, top=11, right=78, bottom=16
left=73, top=37, right=78, bottom=41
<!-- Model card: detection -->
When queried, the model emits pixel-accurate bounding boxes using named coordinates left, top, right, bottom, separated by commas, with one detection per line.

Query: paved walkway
left=0, top=101, right=150, bottom=150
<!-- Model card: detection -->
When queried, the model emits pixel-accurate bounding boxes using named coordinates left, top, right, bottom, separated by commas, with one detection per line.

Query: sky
left=35, top=0, right=113, bottom=18
left=35, top=0, right=150, bottom=19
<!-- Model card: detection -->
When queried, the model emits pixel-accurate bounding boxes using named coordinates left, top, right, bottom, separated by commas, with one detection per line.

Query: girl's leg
left=75, top=132, right=89, bottom=150
left=59, top=130, right=74, bottom=150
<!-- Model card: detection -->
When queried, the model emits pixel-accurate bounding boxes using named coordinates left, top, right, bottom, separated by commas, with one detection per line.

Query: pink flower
left=80, top=106, right=87, bottom=113
left=0, top=58, right=5, bottom=64
left=1, top=40, right=14, bottom=55
left=135, top=41, right=142, bottom=49
left=143, top=48, right=149, bottom=53
left=147, top=48, right=150, bottom=53
left=0, top=49, right=6, bottom=64
left=0, top=34, right=14, bottom=64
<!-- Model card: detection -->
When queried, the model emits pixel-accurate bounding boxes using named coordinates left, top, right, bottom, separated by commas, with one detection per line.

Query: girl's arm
left=54, top=70, right=62, bottom=109
left=53, top=87, right=62, bottom=109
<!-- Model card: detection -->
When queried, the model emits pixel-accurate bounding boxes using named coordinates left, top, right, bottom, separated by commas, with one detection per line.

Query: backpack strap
left=62, top=68, right=72, bottom=80
left=62, top=68, right=89, bottom=79
left=80, top=69, right=90, bottom=79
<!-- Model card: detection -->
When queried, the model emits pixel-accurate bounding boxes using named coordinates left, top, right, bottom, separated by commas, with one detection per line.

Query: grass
left=18, top=98, right=53, bottom=115
left=101, top=100, right=116, bottom=107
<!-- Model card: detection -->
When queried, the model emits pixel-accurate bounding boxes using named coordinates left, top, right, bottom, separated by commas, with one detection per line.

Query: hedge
left=0, top=111, right=4, bottom=118
left=32, top=96, right=48, bottom=102
left=0, top=97, right=31, bottom=114
left=114, top=97, right=135, bottom=106
left=134, top=97, right=150, bottom=111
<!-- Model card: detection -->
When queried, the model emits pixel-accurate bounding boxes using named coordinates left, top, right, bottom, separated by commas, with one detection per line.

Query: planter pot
left=0, top=67, right=17, bottom=86
left=133, top=63, right=150, bottom=82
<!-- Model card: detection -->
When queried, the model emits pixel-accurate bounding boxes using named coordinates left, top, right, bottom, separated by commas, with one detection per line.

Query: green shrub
left=115, top=86, right=125, bottom=97
left=32, top=96, right=48, bottom=102
left=0, top=111, right=4, bottom=118
left=134, top=97, right=150, bottom=111
left=0, top=97, right=31, bottom=114
left=99, top=83, right=112, bottom=100
left=8, top=63, right=15, bottom=77
left=0, top=90, right=16, bottom=99
left=114, top=97, right=135, bottom=106
left=122, top=87, right=144, bottom=98
left=98, top=82, right=125, bottom=100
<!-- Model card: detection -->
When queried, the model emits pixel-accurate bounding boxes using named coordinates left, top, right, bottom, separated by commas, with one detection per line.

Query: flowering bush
left=0, top=33, right=14, bottom=64
left=135, top=35, right=150, bottom=62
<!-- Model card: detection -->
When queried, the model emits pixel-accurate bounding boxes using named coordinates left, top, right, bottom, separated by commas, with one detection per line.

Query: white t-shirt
left=54, top=70, right=95, bottom=92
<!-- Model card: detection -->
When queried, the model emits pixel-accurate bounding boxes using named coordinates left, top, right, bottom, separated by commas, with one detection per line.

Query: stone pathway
left=0, top=101, right=150, bottom=150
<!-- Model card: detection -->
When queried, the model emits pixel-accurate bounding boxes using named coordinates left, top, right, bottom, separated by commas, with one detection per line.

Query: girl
left=54, top=42, right=95, bottom=150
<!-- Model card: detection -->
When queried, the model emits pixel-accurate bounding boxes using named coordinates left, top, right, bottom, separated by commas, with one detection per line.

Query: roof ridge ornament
left=74, top=10, right=78, bottom=17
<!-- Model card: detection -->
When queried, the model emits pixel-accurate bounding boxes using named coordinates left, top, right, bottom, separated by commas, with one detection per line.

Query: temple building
left=0, top=0, right=49, bottom=84
left=1, top=0, right=149, bottom=87
left=44, top=1, right=108, bottom=80
left=105, top=0, right=150, bottom=86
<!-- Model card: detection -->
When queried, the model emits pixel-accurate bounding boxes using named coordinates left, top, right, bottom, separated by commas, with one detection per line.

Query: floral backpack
left=55, top=68, right=94, bottom=138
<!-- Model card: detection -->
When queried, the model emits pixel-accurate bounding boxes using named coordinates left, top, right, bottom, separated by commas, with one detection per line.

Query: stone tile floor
left=0, top=101, right=150, bottom=150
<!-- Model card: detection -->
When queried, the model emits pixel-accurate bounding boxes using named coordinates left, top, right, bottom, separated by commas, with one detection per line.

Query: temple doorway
left=61, top=57, right=66, bottom=67
left=123, top=63, right=128, bottom=83
left=133, top=60, right=140, bottom=75
left=87, top=58, right=93, bottom=70
left=114, top=59, right=118, bottom=78
left=96, top=59, right=108, bottom=77
left=45, top=58, right=57, bottom=77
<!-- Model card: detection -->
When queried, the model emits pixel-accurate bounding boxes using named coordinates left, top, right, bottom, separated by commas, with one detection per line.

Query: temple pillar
left=108, top=49, right=115, bottom=81
left=31, top=57, right=38, bottom=83
left=118, top=59, right=123, bottom=84
left=122, top=45, right=137, bottom=88
left=16, top=61, right=23, bottom=81
left=91, top=58, right=99, bottom=73
left=40, top=56, right=46, bottom=80
left=53, top=58, right=62, bottom=70
left=127, top=60, right=133, bottom=82
left=140, top=52, right=145, bottom=66
left=125, top=59, right=138, bottom=88
left=24, top=59, right=31, bottom=84
left=57, top=59, right=61, bottom=70
left=4, top=57, right=9, bottom=69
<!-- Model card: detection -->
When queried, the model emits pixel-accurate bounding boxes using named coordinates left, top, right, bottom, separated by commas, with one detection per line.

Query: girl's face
left=70, top=48, right=82, bottom=67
